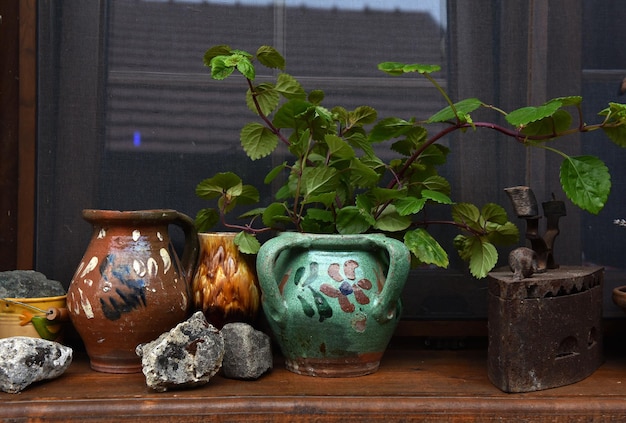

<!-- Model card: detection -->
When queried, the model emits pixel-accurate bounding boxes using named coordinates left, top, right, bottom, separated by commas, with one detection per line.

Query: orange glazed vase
left=191, top=232, right=260, bottom=328
left=67, top=209, right=199, bottom=373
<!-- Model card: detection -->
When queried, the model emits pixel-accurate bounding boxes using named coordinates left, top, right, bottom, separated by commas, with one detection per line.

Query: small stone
left=221, top=322, right=273, bottom=380
left=136, top=311, right=224, bottom=392
left=0, top=270, right=66, bottom=298
left=0, top=336, right=73, bottom=393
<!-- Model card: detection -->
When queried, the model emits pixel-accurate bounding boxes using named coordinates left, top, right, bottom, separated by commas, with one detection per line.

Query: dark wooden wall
left=0, top=0, right=36, bottom=270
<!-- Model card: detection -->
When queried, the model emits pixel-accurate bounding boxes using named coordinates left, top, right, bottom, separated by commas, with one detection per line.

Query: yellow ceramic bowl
left=0, top=295, right=67, bottom=341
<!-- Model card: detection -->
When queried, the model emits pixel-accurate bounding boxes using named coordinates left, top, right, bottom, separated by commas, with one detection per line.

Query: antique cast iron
left=488, top=187, right=604, bottom=393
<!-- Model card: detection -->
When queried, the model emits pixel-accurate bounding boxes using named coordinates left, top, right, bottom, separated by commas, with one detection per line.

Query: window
left=34, top=0, right=626, bottom=321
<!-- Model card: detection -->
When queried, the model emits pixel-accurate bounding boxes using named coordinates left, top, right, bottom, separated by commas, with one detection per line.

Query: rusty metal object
left=508, top=247, right=537, bottom=281
left=504, top=186, right=566, bottom=273
left=487, top=266, right=604, bottom=393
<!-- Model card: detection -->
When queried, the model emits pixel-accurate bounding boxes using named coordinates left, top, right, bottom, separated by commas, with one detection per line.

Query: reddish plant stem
left=246, top=78, right=291, bottom=147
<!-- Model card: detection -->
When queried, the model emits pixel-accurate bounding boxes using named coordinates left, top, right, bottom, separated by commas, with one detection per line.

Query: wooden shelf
left=3, top=337, right=626, bottom=422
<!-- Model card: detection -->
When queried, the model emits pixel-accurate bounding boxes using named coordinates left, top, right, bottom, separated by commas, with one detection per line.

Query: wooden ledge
left=3, top=338, right=626, bottom=422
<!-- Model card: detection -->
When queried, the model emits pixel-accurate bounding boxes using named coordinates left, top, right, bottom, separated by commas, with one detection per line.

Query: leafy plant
left=195, top=45, right=626, bottom=278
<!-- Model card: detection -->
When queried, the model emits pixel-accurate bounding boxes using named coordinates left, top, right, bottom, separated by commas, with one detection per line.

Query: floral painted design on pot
left=67, top=209, right=199, bottom=373
left=256, top=232, right=410, bottom=377
left=192, top=232, right=260, bottom=328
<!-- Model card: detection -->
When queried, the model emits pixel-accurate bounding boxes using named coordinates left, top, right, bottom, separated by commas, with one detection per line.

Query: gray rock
left=0, top=270, right=66, bottom=298
left=221, top=322, right=273, bottom=380
left=0, top=336, right=73, bottom=393
left=136, top=311, right=224, bottom=392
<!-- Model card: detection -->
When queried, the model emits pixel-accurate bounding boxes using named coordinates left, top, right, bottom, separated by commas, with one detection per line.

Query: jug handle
left=172, top=212, right=200, bottom=286
left=364, top=236, right=411, bottom=324
left=257, top=233, right=410, bottom=325
left=256, top=233, right=303, bottom=325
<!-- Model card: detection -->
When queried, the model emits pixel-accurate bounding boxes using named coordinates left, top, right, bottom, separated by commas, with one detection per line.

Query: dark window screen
left=36, top=0, right=626, bottom=320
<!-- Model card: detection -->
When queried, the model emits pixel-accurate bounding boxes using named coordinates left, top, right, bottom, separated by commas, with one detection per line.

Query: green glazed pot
left=256, top=232, right=410, bottom=377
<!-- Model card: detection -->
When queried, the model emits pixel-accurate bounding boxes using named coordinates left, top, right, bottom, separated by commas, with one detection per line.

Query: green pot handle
left=256, top=233, right=410, bottom=325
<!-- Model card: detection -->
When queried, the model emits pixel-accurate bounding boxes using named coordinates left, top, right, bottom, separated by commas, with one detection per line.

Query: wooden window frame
left=0, top=0, right=36, bottom=270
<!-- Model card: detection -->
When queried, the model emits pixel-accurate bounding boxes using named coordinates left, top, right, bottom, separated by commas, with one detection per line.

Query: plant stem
left=246, top=78, right=291, bottom=147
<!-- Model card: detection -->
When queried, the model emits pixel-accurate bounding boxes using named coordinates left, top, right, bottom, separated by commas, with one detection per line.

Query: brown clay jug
left=67, top=209, right=199, bottom=373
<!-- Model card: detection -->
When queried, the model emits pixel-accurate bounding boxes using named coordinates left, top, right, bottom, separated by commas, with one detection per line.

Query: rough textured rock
left=221, top=322, right=273, bottom=380
left=0, top=336, right=73, bottom=393
left=0, top=270, right=66, bottom=298
left=136, top=311, right=224, bottom=392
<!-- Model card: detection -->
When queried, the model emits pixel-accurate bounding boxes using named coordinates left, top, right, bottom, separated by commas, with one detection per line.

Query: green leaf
left=234, top=231, right=261, bottom=254
left=264, top=162, right=288, bottom=184
left=506, top=100, right=562, bottom=127
left=346, top=131, right=376, bottom=157
left=325, top=135, right=356, bottom=160
left=336, top=206, right=371, bottom=234
left=373, top=206, right=411, bottom=232
left=600, top=103, right=626, bottom=147
left=240, top=122, right=279, bottom=160
left=421, top=175, right=451, bottom=196
left=401, top=63, right=441, bottom=74
left=305, top=208, right=334, bottom=223
left=273, top=99, right=312, bottom=129
left=246, top=83, right=280, bottom=116
left=208, top=56, right=235, bottom=80
left=599, top=102, right=626, bottom=119
left=309, top=90, right=325, bottom=104
left=274, top=73, right=306, bottom=100
left=463, top=237, right=498, bottom=279
left=422, top=189, right=453, bottom=204
left=480, top=203, right=509, bottom=225
left=238, top=207, right=264, bottom=218
left=409, top=144, right=449, bottom=167
left=377, top=62, right=407, bottom=76
left=302, top=166, right=338, bottom=197
left=288, top=128, right=312, bottom=158
left=237, top=185, right=260, bottom=205
left=194, top=208, right=219, bottom=232
left=391, top=127, right=429, bottom=156
left=428, top=98, right=483, bottom=123
left=486, top=221, right=520, bottom=245
left=348, top=158, right=382, bottom=188
left=302, top=192, right=336, bottom=207
left=235, top=56, right=255, bottom=80
left=369, top=117, right=414, bottom=142
left=309, top=105, right=335, bottom=140
left=520, top=109, right=572, bottom=137
left=390, top=139, right=416, bottom=156
left=550, top=96, right=582, bottom=107
left=262, top=202, right=287, bottom=227
left=255, top=45, right=285, bottom=70
left=451, top=203, right=482, bottom=231
left=377, top=62, right=441, bottom=76
left=349, top=106, right=378, bottom=126
left=214, top=51, right=255, bottom=80
left=354, top=195, right=377, bottom=224
left=560, top=155, right=611, bottom=214
left=602, top=124, right=626, bottom=147
left=203, top=45, right=233, bottom=67
left=405, top=125, right=429, bottom=143
left=404, top=228, right=449, bottom=267
left=195, top=172, right=242, bottom=199
left=369, top=187, right=407, bottom=203
left=394, top=196, right=427, bottom=216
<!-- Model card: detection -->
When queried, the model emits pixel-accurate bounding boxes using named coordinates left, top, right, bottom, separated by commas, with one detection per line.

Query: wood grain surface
left=3, top=337, right=626, bottom=422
